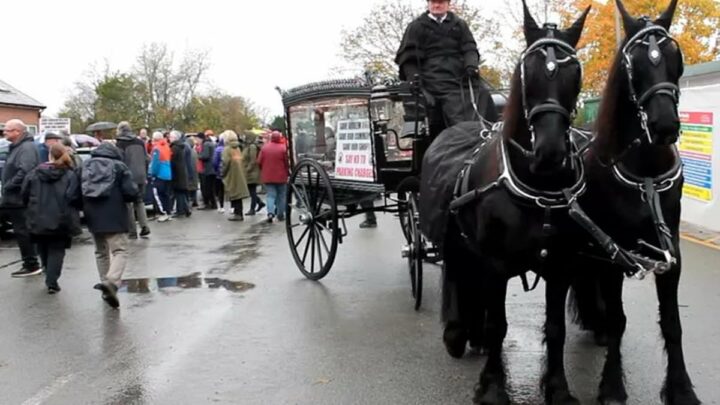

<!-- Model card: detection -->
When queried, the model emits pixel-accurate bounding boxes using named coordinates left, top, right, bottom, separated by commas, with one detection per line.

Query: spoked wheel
left=406, top=192, right=423, bottom=310
left=286, top=159, right=339, bottom=281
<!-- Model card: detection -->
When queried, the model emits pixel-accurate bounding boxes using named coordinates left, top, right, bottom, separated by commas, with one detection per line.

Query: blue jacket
left=212, top=139, right=224, bottom=175
left=149, top=140, right=172, bottom=181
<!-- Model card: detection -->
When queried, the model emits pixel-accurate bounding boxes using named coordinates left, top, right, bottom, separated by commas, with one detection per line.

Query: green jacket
left=221, top=141, right=250, bottom=201
left=242, top=134, right=261, bottom=185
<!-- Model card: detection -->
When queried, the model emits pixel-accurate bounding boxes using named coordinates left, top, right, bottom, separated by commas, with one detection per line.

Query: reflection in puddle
left=120, top=273, right=255, bottom=293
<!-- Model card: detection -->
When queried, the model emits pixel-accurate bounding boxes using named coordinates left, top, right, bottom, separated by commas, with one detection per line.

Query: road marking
left=681, top=233, right=720, bottom=251
left=21, top=373, right=75, bottom=405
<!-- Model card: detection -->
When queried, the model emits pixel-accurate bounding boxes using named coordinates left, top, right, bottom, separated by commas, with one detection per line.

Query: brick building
left=0, top=79, right=46, bottom=135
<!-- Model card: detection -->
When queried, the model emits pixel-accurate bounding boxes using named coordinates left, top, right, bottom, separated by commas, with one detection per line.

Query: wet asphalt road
left=0, top=210, right=718, bottom=405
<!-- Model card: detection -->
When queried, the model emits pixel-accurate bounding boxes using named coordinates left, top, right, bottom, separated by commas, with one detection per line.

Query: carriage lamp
left=370, top=84, right=392, bottom=126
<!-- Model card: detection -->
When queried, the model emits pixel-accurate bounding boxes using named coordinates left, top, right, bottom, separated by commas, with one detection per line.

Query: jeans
left=173, top=189, right=190, bottom=215
left=92, top=233, right=129, bottom=287
left=248, top=184, right=264, bottom=212
left=5, top=208, right=39, bottom=269
left=36, top=237, right=67, bottom=288
left=127, top=183, right=149, bottom=233
left=265, top=183, right=287, bottom=219
left=152, top=179, right=172, bottom=215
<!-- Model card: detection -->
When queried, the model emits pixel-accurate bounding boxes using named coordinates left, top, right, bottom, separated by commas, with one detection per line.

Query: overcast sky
left=4, top=0, right=513, bottom=120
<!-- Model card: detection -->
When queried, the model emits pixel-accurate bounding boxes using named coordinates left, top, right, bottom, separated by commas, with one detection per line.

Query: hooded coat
left=257, top=133, right=289, bottom=184
left=21, top=163, right=82, bottom=237
left=184, top=136, right=199, bottom=191
left=221, top=140, right=250, bottom=201
left=242, top=133, right=262, bottom=185
left=80, top=143, right=139, bottom=234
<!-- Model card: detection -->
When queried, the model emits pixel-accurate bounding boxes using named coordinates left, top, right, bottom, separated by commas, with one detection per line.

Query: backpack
left=81, top=158, right=116, bottom=198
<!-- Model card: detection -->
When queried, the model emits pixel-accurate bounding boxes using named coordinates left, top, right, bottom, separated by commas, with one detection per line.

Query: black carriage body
left=279, top=78, right=425, bottom=206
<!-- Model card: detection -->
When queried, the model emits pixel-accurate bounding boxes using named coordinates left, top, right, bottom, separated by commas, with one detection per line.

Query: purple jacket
left=212, top=139, right=225, bottom=175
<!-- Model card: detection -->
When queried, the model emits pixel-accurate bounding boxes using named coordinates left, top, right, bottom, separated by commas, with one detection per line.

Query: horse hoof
left=547, top=390, right=580, bottom=405
left=474, top=382, right=510, bottom=405
left=663, top=392, right=701, bottom=405
left=600, top=400, right=626, bottom=405
left=443, top=323, right=467, bottom=359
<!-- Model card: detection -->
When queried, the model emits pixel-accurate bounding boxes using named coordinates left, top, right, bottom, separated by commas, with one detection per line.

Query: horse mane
left=592, top=48, right=629, bottom=160
left=501, top=65, right=525, bottom=140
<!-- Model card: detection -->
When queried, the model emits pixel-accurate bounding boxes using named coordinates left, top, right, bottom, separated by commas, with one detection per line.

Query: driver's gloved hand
left=465, top=65, right=479, bottom=79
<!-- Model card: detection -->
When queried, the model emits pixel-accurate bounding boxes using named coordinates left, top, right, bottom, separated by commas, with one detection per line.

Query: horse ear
left=615, top=0, right=641, bottom=35
left=562, top=6, right=591, bottom=48
left=655, top=0, right=678, bottom=30
left=522, top=0, right=542, bottom=45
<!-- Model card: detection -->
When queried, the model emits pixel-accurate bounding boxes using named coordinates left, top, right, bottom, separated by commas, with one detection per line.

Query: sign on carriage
left=679, top=112, right=714, bottom=202
left=39, top=118, right=71, bottom=136
left=334, top=118, right=374, bottom=182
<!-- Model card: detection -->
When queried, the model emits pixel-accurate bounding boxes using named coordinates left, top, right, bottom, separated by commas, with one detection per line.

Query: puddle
left=208, top=222, right=270, bottom=274
left=120, top=273, right=255, bottom=294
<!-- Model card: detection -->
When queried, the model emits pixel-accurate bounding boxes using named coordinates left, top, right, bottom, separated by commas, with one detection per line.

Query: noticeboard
left=334, top=118, right=374, bottom=182
left=679, top=111, right=714, bottom=202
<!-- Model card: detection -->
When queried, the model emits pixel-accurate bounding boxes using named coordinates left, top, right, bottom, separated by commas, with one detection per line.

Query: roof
left=0, top=79, right=45, bottom=109
left=682, top=60, right=720, bottom=79
left=279, top=78, right=371, bottom=107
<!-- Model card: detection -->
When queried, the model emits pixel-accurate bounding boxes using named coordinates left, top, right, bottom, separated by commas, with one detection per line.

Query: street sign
left=39, top=118, right=71, bottom=135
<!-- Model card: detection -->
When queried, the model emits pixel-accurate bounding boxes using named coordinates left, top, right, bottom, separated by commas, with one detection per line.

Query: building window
left=26, top=125, right=37, bottom=135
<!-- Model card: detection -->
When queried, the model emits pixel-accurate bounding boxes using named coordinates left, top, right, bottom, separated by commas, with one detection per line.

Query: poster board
left=334, top=118, right=374, bottom=182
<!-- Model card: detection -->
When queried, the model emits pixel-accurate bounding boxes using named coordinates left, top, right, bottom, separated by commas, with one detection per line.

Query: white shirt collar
left=428, top=13, right=447, bottom=24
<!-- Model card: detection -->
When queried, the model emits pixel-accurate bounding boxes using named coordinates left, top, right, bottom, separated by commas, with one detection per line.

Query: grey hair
left=117, top=121, right=131, bottom=135
left=169, top=130, right=183, bottom=142
left=152, top=131, right=164, bottom=141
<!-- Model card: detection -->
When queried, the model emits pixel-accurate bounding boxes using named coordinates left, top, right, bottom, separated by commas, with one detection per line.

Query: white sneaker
left=217, top=207, right=225, bottom=213
left=158, top=215, right=170, bottom=222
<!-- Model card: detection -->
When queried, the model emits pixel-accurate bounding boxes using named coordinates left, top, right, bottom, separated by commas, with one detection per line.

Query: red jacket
left=258, top=135, right=289, bottom=184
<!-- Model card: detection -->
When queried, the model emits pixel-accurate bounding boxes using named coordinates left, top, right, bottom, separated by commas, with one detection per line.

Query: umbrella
left=85, top=121, right=117, bottom=132
left=71, top=134, right=101, bottom=147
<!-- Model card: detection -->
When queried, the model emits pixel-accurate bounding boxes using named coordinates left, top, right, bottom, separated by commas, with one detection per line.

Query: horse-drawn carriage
left=277, top=77, right=447, bottom=309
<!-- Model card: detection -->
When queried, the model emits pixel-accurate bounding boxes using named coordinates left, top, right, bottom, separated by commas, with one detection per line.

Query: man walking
left=197, top=130, right=217, bottom=210
left=80, top=143, right=138, bottom=308
left=115, top=121, right=151, bottom=238
left=1, top=119, right=41, bottom=277
left=168, top=131, right=191, bottom=217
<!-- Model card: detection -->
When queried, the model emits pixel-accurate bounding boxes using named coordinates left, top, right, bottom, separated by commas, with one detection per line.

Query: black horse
left=419, top=2, right=590, bottom=404
left=568, top=0, right=701, bottom=404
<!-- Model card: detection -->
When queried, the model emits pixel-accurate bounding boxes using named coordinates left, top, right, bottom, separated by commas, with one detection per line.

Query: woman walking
left=213, top=136, right=226, bottom=213
left=258, top=131, right=289, bottom=223
left=21, top=144, right=82, bottom=293
left=220, top=130, right=249, bottom=221
left=243, top=132, right=265, bottom=215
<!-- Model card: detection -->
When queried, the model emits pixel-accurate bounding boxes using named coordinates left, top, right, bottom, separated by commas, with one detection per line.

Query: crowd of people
left=0, top=118, right=290, bottom=307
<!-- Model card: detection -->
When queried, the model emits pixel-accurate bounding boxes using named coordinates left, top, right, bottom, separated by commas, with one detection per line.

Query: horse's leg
left=597, top=266, right=628, bottom=404
left=655, top=254, right=700, bottom=405
left=474, top=270, right=509, bottom=405
left=442, top=243, right=469, bottom=358
left=543, top=277, right=578, bottom=405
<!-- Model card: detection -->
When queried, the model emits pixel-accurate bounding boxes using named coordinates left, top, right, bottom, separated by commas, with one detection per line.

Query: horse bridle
left=622, top=21, right=683, bottom=144
left=515, top=32, right=582, bottom=157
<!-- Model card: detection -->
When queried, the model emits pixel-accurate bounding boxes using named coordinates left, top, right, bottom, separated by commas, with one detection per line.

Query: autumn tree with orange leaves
left=558, top=0, right=720, bottom=95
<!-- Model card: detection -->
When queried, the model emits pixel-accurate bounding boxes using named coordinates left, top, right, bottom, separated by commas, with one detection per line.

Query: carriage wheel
left=286, top=159, right=339, bottom=281
left=407, top=192, right=423, bottom=310
left=398, top=192, right=411, bottom=244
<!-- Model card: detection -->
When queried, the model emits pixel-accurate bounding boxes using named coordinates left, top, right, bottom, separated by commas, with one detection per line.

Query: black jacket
left=1, top=133, right=40, bottom=208
left=116, top=129, right=150, bottom=185
left=198, top=139, right=217, bottom=176
left=80, top=143, right=139, bottom=234
left=395, top=12, right=479, bottom=94
left=21, top=163, right=82, bottom=237
left=170, top=140, right=190, bottom=191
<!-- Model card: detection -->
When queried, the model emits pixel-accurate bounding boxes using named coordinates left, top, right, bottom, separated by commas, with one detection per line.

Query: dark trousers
left=36, top=237, right=67, bottom=288
left=230, top=199, right=244, bottom=215
left=215, top=178, right=225, bottom=208
left=152, top=179, right=172, bottom=215
left=173, top=189, right=190, bottom=215
left=361, top=200, right=376, bottom=222
left=200, top=175, right=217, bottom=208
left=248, top=184, right=264, bottom=212
left=5, top=208, right=39, bottom=269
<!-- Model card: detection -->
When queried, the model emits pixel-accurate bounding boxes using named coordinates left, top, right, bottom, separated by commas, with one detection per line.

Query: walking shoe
left=47, top=285, right=62, bottom=294
left=266, top=214, right=275, bottom=224
left=257, top=202, right=266, bottom=212
left=158, top=215, right=170, bottom=222
left=97, top=282, right=120, bottom=309
left=217, top=207, right=225, bottom=213
left=276, top=214, right=285, bottom=222
left=245, top=210, right=256, bottom=216
left=128, top=233, right=138, bottom=240
left=11, top=267, right=43, bottom=278
left=359, top=220, right=377, bottom=229
left=140, top=227, right=151, bottom=237
left=228, top=214, right=244, bottom=222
